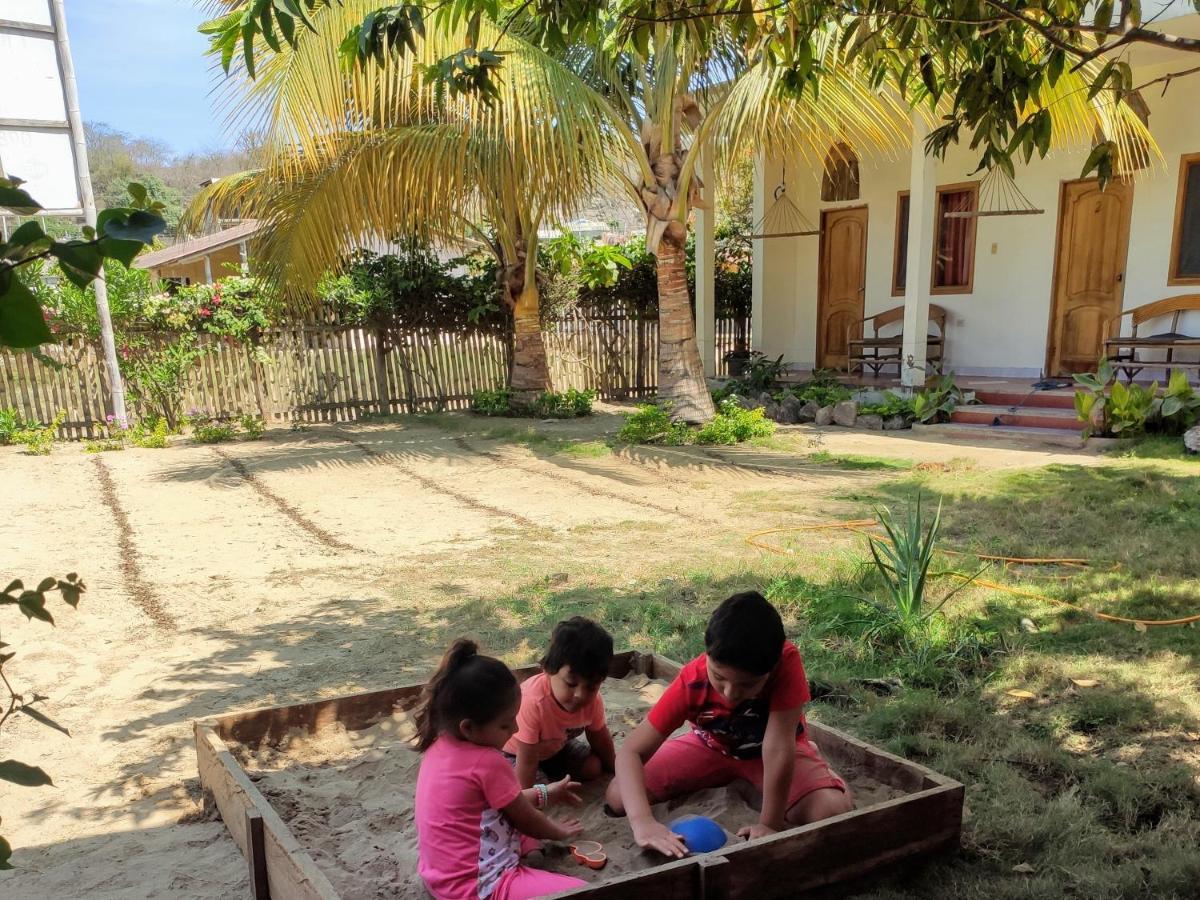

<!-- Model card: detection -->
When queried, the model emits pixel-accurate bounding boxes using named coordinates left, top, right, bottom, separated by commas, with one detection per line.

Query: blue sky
left=69, top=0, right=231, bottom=155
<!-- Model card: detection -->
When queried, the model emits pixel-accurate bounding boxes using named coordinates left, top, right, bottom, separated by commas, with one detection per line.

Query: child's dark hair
left=415, top=639, right=519, bottom=751
left=704, top=591, right=785, bottom=676
left=540, top=616, right=614, bottom=684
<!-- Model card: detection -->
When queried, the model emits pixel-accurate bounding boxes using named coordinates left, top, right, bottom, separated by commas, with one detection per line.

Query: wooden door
left=1047, top=179, right=1133, bottom=375
left=818, top=206, right=868, bottom=370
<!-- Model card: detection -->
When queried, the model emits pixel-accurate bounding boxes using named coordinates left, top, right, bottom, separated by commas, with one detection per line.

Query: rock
left=1184, top=426, right=1200, bottom=454
left=778, top=395, right=802, bottom=424
left=832, top=400, right=858, bottom=427
left=854, top=389, right=890, bottom=406
left=857, top=414, right=884, bottom=430
left=883, top=415, right=909, bottom=431
left=815, top=405, right=834, bottom=427
left=764, top=400, right=781, bottom=421
left=753, top=391, right=774, bottom=409
left=798, top=401, right=820, bottom=423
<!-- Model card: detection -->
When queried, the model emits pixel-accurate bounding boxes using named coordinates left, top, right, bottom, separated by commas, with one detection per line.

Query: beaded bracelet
left=534, top=783, right=549, bottom=809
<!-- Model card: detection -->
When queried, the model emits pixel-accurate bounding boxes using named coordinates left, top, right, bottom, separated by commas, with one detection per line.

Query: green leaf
left=98, top=208, right=166, bottom=245
left=18, top=705, right=70, bottom=736
left=0, top=759, right=54, bottom=787
left=17, top=590, right=54, bottom=624
left=2, top=221, right=51, bottom=262
left=57, top=579, right=83, bottom=608
left=36, top=577, right=56, bottom=592
left=0, top=277, right=54, bottom=348
left=50, top=241, right=104, bottom=289
left=0, top=834, right=11, bottom=870
left=4, top=579, right=22, bottom=594
left=0, top=183, right=40, bottom=215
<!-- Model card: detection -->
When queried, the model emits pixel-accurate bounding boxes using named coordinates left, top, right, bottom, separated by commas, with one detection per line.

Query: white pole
left=203, top=254, right=214, bottom=283
left=694, top=149, right=716, bottom=377
left=901, top=113, right=937, bottom=390
left=51, top=0, right=129, bottom=427
left=750, top=152, right=766, bottom=354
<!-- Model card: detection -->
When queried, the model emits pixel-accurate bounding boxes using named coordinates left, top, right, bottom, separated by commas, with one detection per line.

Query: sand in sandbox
left=237, top=674, right=907, bottom=899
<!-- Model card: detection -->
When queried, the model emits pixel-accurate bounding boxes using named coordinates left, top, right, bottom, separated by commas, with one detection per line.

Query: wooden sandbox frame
left=194, top=651, right=964, bottom=899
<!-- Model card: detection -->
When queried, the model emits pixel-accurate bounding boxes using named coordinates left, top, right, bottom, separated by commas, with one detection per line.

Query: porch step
left=912, top=422, right=1096, bottom=449
left=951, top=404, right=1084, bottom=431
left=972, top=389, right=1076, bottom=410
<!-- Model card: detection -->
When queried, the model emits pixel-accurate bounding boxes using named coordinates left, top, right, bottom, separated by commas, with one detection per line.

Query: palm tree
left=559, top=20, right=1158, bottom=422
left=196, top=3, right=1157, bottom=421
left=187, top=0, right=628, bottom=395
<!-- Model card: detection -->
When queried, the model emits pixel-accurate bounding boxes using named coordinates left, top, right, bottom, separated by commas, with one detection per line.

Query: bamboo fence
left=0, top=312, right=750, bottom=439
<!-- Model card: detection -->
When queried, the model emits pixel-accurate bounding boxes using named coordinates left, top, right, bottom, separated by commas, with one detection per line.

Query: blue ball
left=668, top=815, right=727, bottom=853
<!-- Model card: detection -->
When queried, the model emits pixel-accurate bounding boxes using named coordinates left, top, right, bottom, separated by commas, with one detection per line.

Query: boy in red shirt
left=606, top=591, right=852, bottom=857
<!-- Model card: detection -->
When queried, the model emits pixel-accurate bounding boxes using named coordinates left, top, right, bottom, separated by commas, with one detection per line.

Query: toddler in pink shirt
left=414, top=639, right=588, bottom=900
left=504, top=617, right=616, bottom=789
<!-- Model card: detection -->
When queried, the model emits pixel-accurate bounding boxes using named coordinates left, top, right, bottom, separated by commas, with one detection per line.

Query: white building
left=696, top=6, right=1200, bottom=387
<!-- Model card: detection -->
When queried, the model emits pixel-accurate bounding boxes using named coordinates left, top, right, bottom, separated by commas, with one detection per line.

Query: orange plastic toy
left=569, top=841, right=608, bottom=870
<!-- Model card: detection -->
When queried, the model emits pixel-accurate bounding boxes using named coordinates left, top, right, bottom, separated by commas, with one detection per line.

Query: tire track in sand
left=328, top=430, right=539, bottom=530
left=451, top=436, right=697, bottom=522
left=210, top=447, right=361, bottom=553
left=91, top=457, right=177, bottom=631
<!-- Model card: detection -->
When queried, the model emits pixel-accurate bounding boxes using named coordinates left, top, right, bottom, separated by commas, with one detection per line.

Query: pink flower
left=198, top=308, right=212, bottom=318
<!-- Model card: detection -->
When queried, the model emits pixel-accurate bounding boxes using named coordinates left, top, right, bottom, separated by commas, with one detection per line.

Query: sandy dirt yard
left=0, top=409, right=1098, bottom=898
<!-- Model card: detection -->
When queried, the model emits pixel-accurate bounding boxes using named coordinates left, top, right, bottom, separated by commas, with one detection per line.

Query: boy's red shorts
left=641, top=731, right=848, bottom=810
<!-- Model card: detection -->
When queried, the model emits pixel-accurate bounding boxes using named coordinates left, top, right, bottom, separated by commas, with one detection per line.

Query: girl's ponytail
left=414, top=638, right=517, bottom=751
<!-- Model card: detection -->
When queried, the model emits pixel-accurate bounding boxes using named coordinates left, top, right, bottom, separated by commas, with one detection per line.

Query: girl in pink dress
left=415, top=639, right=589, bottom=900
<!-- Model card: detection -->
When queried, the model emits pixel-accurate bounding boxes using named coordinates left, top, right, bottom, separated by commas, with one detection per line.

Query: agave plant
left=866, top=492, right=977, bottom=627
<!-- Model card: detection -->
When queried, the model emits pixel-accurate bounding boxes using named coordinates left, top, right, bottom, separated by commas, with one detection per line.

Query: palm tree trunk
left=655, top=234, right=715, bottom=423
left=509, top=282, right=553, bottom=395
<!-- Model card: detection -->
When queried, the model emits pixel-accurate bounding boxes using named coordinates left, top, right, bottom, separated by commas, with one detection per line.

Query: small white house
left=716, top=5, right=1200, bottom=386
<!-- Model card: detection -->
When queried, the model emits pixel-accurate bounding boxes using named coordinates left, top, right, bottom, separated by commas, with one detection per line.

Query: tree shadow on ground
left=152, top=414, right=886, bottom=491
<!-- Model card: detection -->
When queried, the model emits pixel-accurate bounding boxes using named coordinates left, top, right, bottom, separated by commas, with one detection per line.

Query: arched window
left=821, top=143, right=860, bottom=202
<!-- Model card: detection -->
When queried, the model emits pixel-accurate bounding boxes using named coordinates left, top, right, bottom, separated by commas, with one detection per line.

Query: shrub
left=0, top=407, right=22, bottom=445
left=617, top=403, right=695, bottom=445
left=191, top=414, right=238, bottom=444
left=694, top=401, right=776, bottom=444
left=129, top=417, right=170, bottom=448
left=13, top=411, right=65, bottom=455
left=857, top=391, right=916, bottom=420
left=239, top=414, right=266, bottom=440
left=533, top=388, right=595, bottom=419
left=779, top=370, right=854, bottom=407
left=911, top=373, right=973, bottom=423
left=471, top=387, right=596, bottom=419
left=619, top=399, right=776, bottom=446
left=471, top=387, right=515, bottom=416
left=1075, top=361, right=1200, bottom=438
left=121, top=334, right=204, bottom=431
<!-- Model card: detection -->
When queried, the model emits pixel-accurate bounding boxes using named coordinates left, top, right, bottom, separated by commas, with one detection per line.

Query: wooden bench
left=846, top=305, right=946, bottom=377
left=1104, top=295, right=1200, bottom=384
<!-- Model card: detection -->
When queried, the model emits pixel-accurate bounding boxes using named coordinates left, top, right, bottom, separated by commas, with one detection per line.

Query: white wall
left=756, top=52, right=1200, bottom=377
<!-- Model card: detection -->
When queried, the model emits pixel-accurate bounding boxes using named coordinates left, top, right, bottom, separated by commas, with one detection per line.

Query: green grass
left=1110, top=434, right=1198, bottom=461
left=808, top=450, right=916, bottom=471
left=405, top=416, right=1200, bottom=898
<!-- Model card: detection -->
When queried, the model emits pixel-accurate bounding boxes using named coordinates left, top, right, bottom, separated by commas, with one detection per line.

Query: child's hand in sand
left=549, top=775, right=583, bottom=807
left=549, top=817, right=584, bottom=841
left=630, top=816, right=688, bottom=858
left=737, top=823, right=777, bottom=841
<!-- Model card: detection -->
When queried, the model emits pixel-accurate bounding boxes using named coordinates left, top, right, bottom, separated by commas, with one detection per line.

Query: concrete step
left=913, top=422, right=1102, bottom=449
left=951, top=403, right=1084, bottom=431
left=972, top=389, right=1077, bottom=410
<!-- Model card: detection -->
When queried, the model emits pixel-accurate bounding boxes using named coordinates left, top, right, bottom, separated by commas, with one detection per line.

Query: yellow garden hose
left=746, top=520, right=1200, bottom=628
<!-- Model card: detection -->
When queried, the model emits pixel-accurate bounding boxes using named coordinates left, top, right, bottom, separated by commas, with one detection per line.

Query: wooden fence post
left=373, top=324, right=390, bottom=416
left=247, top=330, right=273, bottom=423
